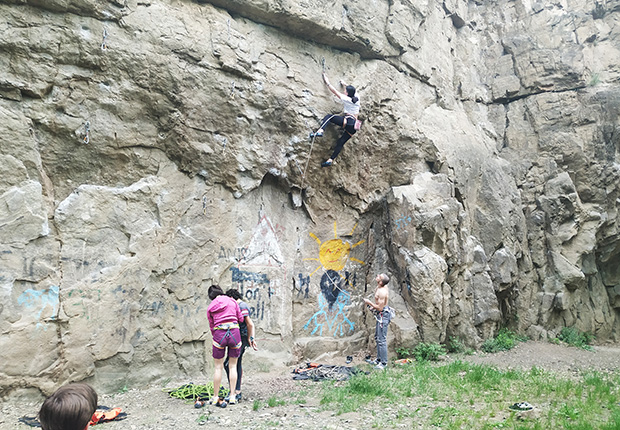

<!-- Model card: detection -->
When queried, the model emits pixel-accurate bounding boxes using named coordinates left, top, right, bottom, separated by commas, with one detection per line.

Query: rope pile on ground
left=165, top=383, right=215, bottom=402
left=292, top=363, right=364, bottom=381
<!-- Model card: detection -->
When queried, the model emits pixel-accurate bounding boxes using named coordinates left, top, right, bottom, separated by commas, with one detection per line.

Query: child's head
left=39, top=383, right=98, bottom=430
left=225, top=288, right=242, bottom=301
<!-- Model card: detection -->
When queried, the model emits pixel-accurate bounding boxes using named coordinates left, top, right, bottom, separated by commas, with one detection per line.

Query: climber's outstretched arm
left=322, top=72, right=345, bottom=99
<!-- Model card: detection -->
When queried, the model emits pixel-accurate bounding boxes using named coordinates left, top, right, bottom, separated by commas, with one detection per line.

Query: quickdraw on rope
left=294, top=159, right=303, bottom=175
left=101, top=28, right=108, bottom=51
left=83, top=121, right=90, bottom=144
left=300, top=114, right=334, bottom=191
left=202, top=196, right=207, bottom=215
left=230, top=81, right=235, bottom=99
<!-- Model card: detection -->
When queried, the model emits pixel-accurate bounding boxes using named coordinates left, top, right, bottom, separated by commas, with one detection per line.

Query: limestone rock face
left=0, top=0, right=618, bottom=396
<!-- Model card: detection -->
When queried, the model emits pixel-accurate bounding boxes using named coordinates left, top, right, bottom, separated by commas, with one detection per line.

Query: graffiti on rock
left=294, top=273, right=310, bottom=299
left=394, top=213, right=413, bottom=230
left=302, top=221, right=365, bottom=337
left=239, top=215, right=284, bottom=268
left=17, top=285, right=59, bottom=329
left=305, top=221, right=365, bottom=276
left=218, top=246, right=249, bottom=262
left=230, top=267, right=275, bottom=320
left=303, top=270, right=355, bottom=336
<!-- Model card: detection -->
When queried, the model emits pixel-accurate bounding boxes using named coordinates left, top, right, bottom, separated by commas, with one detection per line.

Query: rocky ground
left=1, top=341, right=619, bottom=430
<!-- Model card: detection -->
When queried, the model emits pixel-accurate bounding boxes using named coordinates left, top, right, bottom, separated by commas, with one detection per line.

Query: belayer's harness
left=368, top=305, right=394, bottom=328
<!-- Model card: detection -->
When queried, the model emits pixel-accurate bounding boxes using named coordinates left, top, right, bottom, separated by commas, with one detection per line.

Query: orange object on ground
left=90, top=407, right=124, bottom=425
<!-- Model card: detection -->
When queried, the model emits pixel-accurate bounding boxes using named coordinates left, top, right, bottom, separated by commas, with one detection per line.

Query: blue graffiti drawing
left=395, top=213, right=412, bottom=230
left=230, top=267, right=269, bottom=284
left=17, top=285, right=59, bottom=329
left=295, top=273, right=310, bottom=298
left=304, top=271, right=355, bottom=337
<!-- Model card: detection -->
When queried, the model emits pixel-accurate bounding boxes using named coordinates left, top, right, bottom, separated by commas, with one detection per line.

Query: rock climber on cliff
left=310, top=72, right=361, bottom=167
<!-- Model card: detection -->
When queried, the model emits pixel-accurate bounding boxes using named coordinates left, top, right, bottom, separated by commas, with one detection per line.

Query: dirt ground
left=2, top=341, right=619, bottom=430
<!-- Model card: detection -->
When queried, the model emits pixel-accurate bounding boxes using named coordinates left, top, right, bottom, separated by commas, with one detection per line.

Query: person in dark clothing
left=310, top=72, right=361, bottom=167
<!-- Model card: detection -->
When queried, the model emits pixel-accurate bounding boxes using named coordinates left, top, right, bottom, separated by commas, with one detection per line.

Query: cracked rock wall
left=1, top=0, right=619, bottom=396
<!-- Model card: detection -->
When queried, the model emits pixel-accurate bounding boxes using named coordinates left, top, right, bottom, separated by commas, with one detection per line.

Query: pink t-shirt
left=207, top=295, right=243, bottom=332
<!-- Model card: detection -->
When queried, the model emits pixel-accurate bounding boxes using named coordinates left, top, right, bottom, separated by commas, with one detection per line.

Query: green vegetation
left=413, top=342, right=447, bottom=362
left=267, top=395, right=286, bottom=407
left=397, top=342, right=448, bottom=361
left=447, top=336, right=474, bottom=355
left=481, top=328, right=527, bottom=353
left=319, top=360, right=620, bottom=428
left=556, top=327, right=595, bottom=351
left=252, top=399, right=261, bottom=411
left=396, top=346, right=414, bottom=359
left=589, top=72, right=600, bottom=86
left=196, top=413, right=208, bottom=424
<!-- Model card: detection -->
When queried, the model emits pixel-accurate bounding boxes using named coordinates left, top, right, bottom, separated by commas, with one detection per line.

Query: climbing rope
left=300, top=135, right=316, bottom=191
left=165, top=383, right=220, bottom=402
left=300, top=114, right=335, bottom=191
left=294, top=159, right=303, bottom=175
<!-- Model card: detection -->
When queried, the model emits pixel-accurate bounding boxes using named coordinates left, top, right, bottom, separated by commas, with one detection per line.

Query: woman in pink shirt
left=206, top=285, right=244, bottom=408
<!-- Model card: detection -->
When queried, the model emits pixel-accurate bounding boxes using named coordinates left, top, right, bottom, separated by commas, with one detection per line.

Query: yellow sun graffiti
left=305, top=221, right=366, bottom=276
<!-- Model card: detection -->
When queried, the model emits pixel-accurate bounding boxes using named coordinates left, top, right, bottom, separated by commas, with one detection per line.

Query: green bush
left=412, top=342, right=447, bottom=361
left=447, top=336, right=474, bottom=355
left=557, top=327, right=594, bottom=351
left=396, top=346, right=413, bottom=359
left=481, top=328, right=527, bottom=353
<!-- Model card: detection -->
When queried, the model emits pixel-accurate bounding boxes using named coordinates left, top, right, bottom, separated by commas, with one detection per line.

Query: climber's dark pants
left=320, top=115, right=357, bottom=160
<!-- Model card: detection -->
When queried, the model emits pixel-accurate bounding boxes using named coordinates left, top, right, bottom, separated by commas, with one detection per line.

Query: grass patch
left=556, top=327, right=595, bottom=351
left=481, top=328, right=527, bottom=353
left=589, top=73, right=600, bottom=86
left=267, top=395, right=286, bottom=407
left=319, top=360, right=620, bottom=428
left=252, top=399, right=261, bottom=411
left=196, top=413, right=208, bottom=424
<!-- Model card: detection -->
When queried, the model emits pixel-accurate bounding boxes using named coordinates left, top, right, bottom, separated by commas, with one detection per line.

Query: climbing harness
left=212, top=323, right=241, bottom=349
